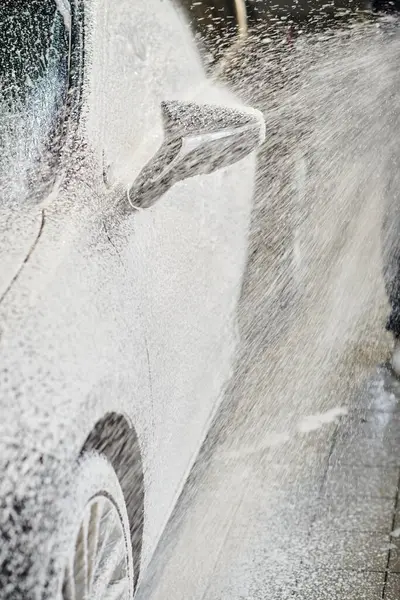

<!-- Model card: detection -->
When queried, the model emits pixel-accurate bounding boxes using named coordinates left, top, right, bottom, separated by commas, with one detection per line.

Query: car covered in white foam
left=0, top=0, right=264, bottom=598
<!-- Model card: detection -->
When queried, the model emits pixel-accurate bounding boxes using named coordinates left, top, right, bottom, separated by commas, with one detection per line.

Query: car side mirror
left=127, top=100, right=265, bottom=210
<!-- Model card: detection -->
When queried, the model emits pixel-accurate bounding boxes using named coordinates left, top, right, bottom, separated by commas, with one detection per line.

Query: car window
left=0, top=0, right=71, bottom=205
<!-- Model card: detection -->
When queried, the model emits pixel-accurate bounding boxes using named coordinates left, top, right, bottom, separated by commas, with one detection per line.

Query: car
left=0, top=0, right=264, bottom=598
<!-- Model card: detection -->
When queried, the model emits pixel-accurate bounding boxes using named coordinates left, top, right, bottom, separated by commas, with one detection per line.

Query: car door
left=86, top=0, right=262, bottom=565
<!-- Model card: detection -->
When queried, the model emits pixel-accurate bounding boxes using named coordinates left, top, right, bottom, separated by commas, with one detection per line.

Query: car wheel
left=47, top=453, right=135, bottom=600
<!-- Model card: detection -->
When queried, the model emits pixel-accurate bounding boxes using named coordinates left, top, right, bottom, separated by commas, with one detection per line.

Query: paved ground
left=136, top=25, right=400, bottom=600
left=136, top=367, right=400, bottom=599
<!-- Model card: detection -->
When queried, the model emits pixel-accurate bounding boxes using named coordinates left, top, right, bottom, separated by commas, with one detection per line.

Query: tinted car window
left=0, top=0, right=70, bottom=205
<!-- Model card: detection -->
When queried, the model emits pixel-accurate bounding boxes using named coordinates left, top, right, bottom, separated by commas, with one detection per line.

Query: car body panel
left=0, top=0, right=258, bottom=591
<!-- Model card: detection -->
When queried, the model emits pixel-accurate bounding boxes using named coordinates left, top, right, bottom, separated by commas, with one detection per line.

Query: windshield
left=0, top=0, right=71, bottom=207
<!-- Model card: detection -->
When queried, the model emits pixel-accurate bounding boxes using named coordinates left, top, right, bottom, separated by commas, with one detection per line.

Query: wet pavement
left=136, top=366, right=400, bottom=599
left=136, top=25, right=400, bottom=600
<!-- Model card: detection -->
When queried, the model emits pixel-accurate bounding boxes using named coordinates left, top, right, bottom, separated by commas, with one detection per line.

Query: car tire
left=45, top=453, right=135, bottom=600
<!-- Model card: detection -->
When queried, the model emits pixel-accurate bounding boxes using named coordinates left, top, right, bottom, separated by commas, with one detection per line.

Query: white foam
left=297, top=407, right=349, bottom=433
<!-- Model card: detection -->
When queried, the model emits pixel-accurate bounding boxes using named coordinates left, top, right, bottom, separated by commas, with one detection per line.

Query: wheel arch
left=81, top=412, right=145, bottom=586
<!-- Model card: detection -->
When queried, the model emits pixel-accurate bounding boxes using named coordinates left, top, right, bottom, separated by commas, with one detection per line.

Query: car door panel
left=91, top=0, right=258, bottom=565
